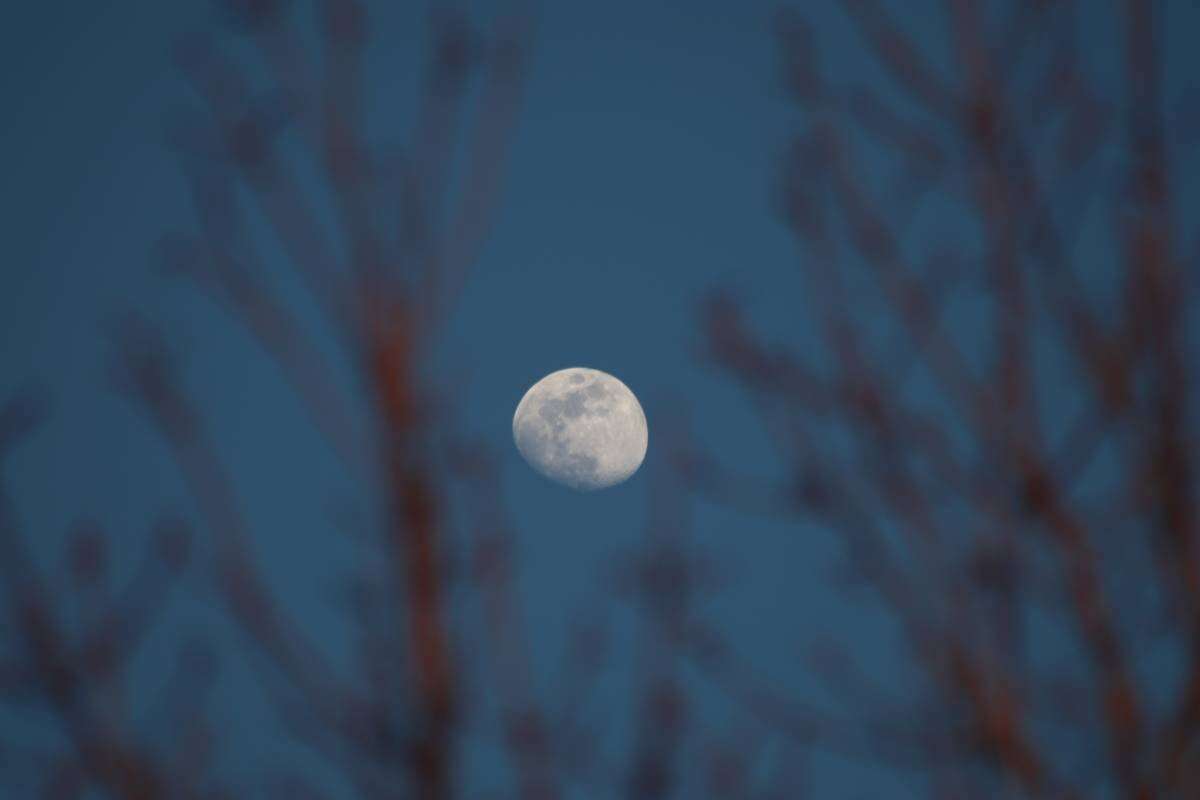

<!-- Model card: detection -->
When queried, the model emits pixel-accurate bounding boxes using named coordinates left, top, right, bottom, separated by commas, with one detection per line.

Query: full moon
left=512, top=367, right=648, bottom=491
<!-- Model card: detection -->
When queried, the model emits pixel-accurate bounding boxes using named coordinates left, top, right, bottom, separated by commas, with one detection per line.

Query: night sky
left=3, top=2, right=1199, bottom=797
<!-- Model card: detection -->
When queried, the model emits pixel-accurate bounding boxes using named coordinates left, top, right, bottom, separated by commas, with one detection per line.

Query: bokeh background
left=2, top=1, right=1199, bottom=797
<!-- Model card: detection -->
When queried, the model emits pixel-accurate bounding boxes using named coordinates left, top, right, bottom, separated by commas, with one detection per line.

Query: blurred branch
left=0, top=396, right=180, bottom=799
left=688, top=2, right=1199, bottom=796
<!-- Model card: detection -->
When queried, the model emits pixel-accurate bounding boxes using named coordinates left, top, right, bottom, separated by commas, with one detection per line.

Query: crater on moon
left=512, top=367, right=648, bottom=491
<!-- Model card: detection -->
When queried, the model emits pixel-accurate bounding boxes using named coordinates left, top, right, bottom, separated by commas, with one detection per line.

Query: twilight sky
left=3, top=1, right=1199, bottom=797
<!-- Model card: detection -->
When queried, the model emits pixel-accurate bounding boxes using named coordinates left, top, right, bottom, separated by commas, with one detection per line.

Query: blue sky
left=3, top=1, right=1199, bottom=796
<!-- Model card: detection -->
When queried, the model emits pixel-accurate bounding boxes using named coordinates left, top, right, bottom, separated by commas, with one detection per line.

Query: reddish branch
left=0, top=394, right=208, bottom=799
left=691, top=2, right=1199, bottom=797
left=124, top=2, right=537, bottom=798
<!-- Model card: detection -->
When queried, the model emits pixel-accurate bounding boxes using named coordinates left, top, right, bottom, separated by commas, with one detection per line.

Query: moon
left=512, top=367, right=648, bottom=491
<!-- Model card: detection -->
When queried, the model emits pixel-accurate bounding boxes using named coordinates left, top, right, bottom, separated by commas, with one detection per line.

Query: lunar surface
left=512, top=367, right=648, bottom=491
